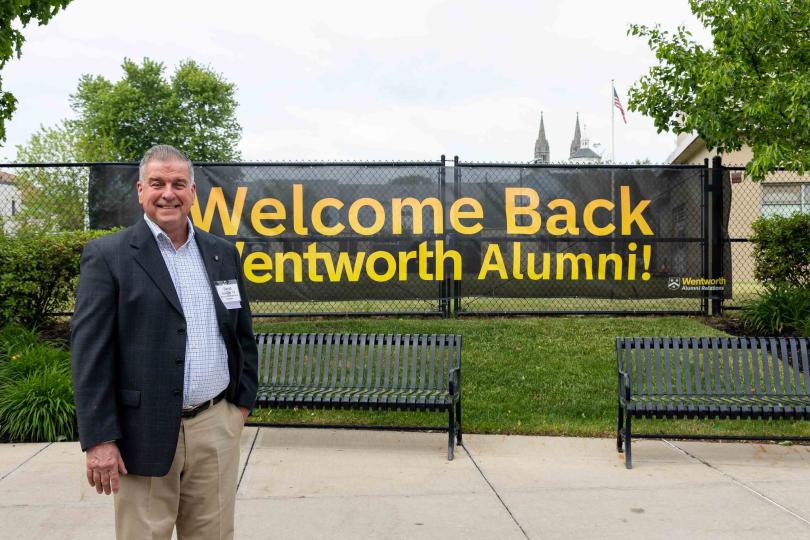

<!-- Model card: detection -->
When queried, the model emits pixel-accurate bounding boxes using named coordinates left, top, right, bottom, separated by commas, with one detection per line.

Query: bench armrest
left=617, top=369, right=632, bottom=401
left=447, top=366, right=461, bottom=396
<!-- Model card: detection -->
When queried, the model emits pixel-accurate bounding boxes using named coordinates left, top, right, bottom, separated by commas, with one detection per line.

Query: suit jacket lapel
left=193, top=227, right=231, bottom=328
left=130, top=220, right=184, bottom=316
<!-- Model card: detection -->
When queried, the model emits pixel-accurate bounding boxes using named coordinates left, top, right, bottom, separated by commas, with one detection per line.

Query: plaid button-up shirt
left=144, top=215, right=229, bottom=408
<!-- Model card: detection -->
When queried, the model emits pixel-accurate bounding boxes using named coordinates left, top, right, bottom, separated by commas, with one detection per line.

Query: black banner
left=89, top=163, right=731, bottom=302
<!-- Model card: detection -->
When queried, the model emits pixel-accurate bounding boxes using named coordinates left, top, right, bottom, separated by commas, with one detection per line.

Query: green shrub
left=0, top=323, right=41, bottom=361
left=741, top=283, right=810, bottom=335
left=0, top=343, right=71, bottom=385
left=0, top=364, right=76, bottom=442
left=750, top=212, right=810, bottom=288
left=0, top=229, right=112, bottom=327
left=0, top=327, right=76, bottom=442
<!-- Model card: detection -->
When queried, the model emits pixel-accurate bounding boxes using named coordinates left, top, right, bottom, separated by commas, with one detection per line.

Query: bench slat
left=739, top=338, right=751, bottom=396
left=720, top=339, right=731, bottom=395
left=767, top=337, right=780, bottom=394
left=759, top=337, right=772, bottom=394
left=679, top=338, right=690, bottom=396
left=427, top=335, right=436, bottom=391
left=437, top=334, right=446, bottom=392
left=392, top=334, right=401, bottom=390
left=730, top=339, right=741, bottom=396
left=789, top=338, right=801, bottom=395
left=402, top=334, right=419, bottom=389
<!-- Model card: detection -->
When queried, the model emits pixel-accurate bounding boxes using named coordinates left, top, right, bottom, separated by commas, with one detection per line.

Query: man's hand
left=239, top=407, right=250, bottom=423
left=86, top=441, right=127, bottom=495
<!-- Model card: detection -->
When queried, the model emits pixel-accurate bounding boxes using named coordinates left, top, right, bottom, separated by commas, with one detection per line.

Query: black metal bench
left=254, top=333, right=462, bottom=459
left=617, top=336, right=810, bottom=468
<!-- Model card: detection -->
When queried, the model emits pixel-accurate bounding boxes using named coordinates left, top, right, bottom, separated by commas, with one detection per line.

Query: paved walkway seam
left=0, top=442, right=52, bottom=483
left=238, top=428, right=260, bottom=491
left=462, top=443, right=530, bottom=539
left=663, top=439, right=810, bottom=528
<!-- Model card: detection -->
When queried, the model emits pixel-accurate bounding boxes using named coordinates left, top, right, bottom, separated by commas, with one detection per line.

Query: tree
left=71, top=58, right=242, bottom=162
left=12, top=120, right=86, bottom=232
left=628, top=0, right=810, bottom=180
left=0, top=1, right=74, bottom=143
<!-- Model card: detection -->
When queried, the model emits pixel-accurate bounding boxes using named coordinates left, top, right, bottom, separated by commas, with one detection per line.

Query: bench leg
left=617, top=403, right=624, bottom=453
left=456, top=398, right=462, bottom=445
left=448, top=407, right=455, bottom=461
left=624, top=414, right=632, bottom=469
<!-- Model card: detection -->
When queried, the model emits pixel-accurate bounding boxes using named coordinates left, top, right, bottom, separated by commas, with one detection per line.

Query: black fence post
left=439, top=155, right=448, bottom=317
left=702, top=158, right=710, bottom=316
left=452, top=156, right=460, bottom=317
left=710, top=156, right=724, bottom=316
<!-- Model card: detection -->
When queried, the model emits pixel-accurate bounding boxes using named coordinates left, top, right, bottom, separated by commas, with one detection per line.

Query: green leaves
left=71, top=58, right=242, bottom=162
left=0, top=363, right=76, bottom=442
left=743, top=211, right=810, bottom=336
left=0, top=230, right=111, bottom=328
left=628, top=0, right=810, bottom=180
left=0, top=1, right=74, bottom=142
left=750, top=212, right=810, bottom=288
left=0, top=323, right=75, bottom=442
left=741, top=283, right=810, bottom=335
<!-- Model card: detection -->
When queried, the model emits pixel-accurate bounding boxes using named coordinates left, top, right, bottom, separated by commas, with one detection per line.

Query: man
left=71, top=144, right=258, bottom=540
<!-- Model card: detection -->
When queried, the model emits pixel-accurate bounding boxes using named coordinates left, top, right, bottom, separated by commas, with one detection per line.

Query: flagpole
left=610, top=79, right=616, bottom=255
left=611, top=79, right=615, bottom=163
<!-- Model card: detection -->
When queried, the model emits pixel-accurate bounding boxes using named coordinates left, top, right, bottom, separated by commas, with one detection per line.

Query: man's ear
left=135, top=181, right=143, bottom=204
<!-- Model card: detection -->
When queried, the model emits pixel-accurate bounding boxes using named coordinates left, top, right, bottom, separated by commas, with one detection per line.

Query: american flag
left=613, top=88, right=627, bottom=124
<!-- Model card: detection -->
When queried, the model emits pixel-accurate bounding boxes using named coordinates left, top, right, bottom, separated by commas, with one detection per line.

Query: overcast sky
left=1, top=0, right=710, bottom=164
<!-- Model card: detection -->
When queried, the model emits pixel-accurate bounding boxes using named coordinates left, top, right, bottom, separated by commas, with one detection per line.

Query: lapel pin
left=214, top=255, right=220, bottom=261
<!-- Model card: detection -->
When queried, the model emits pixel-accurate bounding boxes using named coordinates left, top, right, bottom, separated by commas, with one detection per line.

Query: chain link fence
left=722, top=165, right=808, bottom=311
left=0, top=159, right=794, bottom=318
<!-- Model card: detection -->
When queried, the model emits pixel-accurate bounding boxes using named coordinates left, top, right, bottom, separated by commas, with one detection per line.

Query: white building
left=0, top=171, right=20, bottom=235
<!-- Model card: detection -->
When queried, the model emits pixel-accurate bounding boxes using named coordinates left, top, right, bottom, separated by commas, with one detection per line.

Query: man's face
left=137, top=159, right=196, bottom=237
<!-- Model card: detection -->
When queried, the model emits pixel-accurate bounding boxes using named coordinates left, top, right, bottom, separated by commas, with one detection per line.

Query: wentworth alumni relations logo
left=668, top=277, right=681, bottom=290
left=667, top=276, right=726, bottom=292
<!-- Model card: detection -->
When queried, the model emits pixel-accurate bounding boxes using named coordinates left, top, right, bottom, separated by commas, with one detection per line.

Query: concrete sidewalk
left=2, top=428, right=809, bottom=539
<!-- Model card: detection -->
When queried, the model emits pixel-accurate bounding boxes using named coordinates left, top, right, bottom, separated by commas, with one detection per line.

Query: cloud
left=2, top=0, right=702, bottom=165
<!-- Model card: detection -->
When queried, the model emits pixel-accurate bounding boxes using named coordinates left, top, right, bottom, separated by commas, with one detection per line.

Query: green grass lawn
left=248, top=316, right=810, bottom=439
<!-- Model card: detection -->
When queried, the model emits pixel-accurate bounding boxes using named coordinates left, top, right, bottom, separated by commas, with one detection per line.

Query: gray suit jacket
left=71, top=219, right=258, bottom=476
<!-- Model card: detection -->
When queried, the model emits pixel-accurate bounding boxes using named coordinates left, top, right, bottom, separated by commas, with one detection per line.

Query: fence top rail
left=2, top=161, right=719, bottom=170
left=455, top=162, right=708, bottom=169
left=0, top=160, right=445, bottom=168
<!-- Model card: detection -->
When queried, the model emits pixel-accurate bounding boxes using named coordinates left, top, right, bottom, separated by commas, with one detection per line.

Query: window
left=761, top=183, right=809, bottom=217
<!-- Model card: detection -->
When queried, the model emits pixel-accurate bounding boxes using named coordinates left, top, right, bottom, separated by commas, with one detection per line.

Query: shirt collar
left=143, top=214, right=195, bottom=249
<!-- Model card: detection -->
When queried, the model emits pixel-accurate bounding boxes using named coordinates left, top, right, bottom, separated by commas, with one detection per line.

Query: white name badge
left=215, top=279, right=241, bottom=309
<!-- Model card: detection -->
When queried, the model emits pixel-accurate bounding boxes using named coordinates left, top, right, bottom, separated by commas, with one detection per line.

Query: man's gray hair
left=138, top=145, right=195, bottom=184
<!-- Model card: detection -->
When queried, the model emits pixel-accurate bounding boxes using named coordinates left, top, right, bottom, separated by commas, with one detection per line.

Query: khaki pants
left=114, top=399, right=244, bottom=540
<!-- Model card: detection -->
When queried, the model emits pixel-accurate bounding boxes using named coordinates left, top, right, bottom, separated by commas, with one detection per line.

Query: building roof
left=665, top=132, right=702, bottom=164
left=569, top=113, right=581, bottom=158
left=0, top=171, right=17, bottom=185
left=571, top=147, right=600, bottom=159
left=534, top=112, right=550, bottom=163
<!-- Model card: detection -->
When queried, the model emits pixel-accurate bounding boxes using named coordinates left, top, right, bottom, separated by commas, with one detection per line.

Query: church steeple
left=534, top=111, right=550, bottom=163
left=569, top=112, right=582, bottom=159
